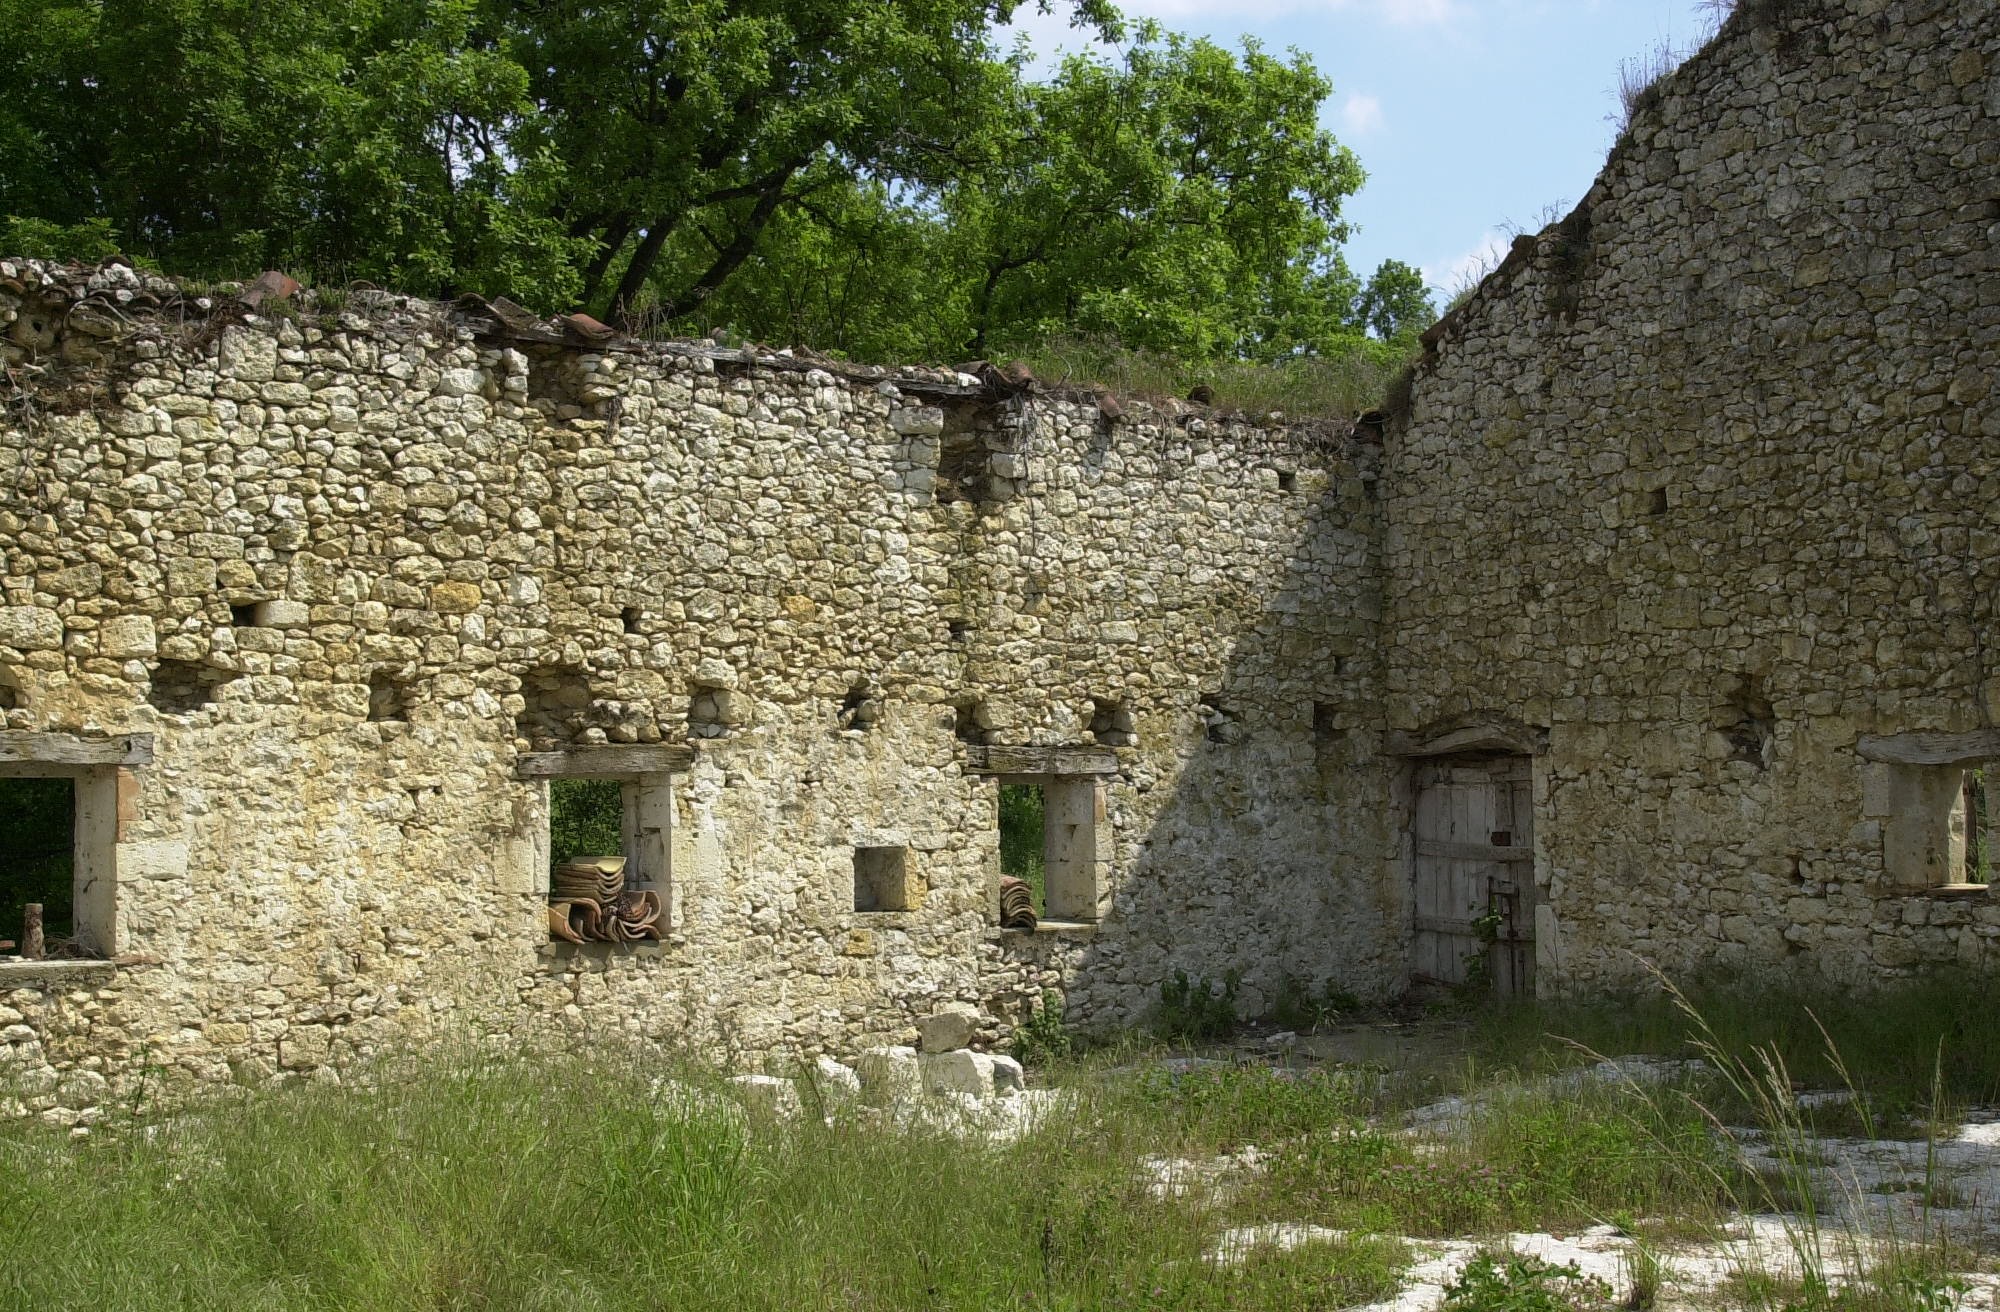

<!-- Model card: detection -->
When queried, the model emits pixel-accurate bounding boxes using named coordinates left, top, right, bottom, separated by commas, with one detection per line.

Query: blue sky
left=1005, top=0, right=1720, bottom=302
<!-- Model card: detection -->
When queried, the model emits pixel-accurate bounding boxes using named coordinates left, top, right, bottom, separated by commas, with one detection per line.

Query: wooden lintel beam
left=964, top=744, right=1120, bottom=776
left=516, top=745, right=695, bottom=778
left=0, top=731, right=154, bottom=767
left=1856, top=731, right=2000, bottom=767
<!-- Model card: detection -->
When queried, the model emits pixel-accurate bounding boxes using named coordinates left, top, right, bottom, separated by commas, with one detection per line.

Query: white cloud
left=1421, top=229, right=1510, bottom=300
left=1337, top=91, right=1386, bottom=137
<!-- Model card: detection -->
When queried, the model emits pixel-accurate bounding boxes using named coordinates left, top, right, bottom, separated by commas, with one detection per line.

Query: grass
left=1467, top=970, right=2000, bottom=1123
left=0, top=1051, right=1413, bottom=1312
left=1009, top=333, right=1412, bottom=422
left=1245, top=1073, right=1731, bottom=1238
left=1, top=976, right=1993, bottom=1310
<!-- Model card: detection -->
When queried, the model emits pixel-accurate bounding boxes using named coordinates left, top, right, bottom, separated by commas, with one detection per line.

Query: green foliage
left=1442, top=1251, right=1613, bottom=1312
left=1155, top=968, right=1240, bottom=1043
left=998, top=782, right=1045, bottom=906
left=0, top=777, right=73, bottom=943
left=1271, top=973, right=1360, bottom=1033
left=0, top=0, right=1437, bottom=365
left=1254, top=1074, right=1727, bottom=1238
left=0, top=216, right=121, bottom=263
left=1013, top=988, right=1074, bottom=1066
left=548, top=777, right=623, bottom=874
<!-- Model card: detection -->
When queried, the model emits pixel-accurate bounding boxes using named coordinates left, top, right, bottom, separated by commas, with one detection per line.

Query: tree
left=0, top=0, right=1437, bottom=361
left=947, top=31, right=1368, bottom=361
left=1355, top=258, right=1435, bottom=345
left=497, top=0, right=1118, bottom=320
left=0, top=0, right=584, bottom=301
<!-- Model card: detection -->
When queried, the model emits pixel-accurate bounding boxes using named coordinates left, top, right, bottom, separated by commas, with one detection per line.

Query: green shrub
left=1013, top=988, right=1073, bottom=1066
left=1270, top=973, right=1359, bottom=1033
left=1155, top=969, right=1240, bottom=1043
left=1442, top=1250, right=1613, bottom=1312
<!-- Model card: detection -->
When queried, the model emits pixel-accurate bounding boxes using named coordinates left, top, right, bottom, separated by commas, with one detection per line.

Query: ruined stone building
left=0, top=0, right=1994, bottom=1110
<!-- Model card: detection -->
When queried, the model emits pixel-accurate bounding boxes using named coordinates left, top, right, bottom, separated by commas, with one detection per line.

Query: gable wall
left=1381, top=0, right=2000, bottom=990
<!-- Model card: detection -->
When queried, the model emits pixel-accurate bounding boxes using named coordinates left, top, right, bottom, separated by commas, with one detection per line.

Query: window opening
left=839, top=682, right=879, bottom=733
left=549, top=778, right=625, bottom=880
left=368, top=673, right=410, bottom=722
left=1953, top=768, right=1990, bottom=884
left=1088, top=697, right=1136, bottom=748
left=147, top=659, right=229, bottom=715
left=999, top=783, right=1045, bottom=914
left=954, top=699, right=989, bottom=746
left=0, top=778, right=73, bottom=955
left=229, top=602, right=259, bottom=627
left=1276, top=469, right=1297, bottom=492
left=853, top=846, right=917, bottom=912
left=1198, top=693, right=1238, bottom=745
left=621, top=607, right=642, bottom=635
left=1714, top=674, right=1774, bottom=769
left=544, top=775, right=668, bottom=943
left=997, top=775, right=1106, bottom=925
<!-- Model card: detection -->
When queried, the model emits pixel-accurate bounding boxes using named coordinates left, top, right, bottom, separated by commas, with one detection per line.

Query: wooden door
left=1411, top=754, right=1536, bottom=996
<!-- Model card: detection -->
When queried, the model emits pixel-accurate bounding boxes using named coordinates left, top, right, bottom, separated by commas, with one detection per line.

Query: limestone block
left=437, top=368, right=485, bottom=398
left=727, top=1073, right=800, bottom=1118
left=853, top=1045, right=921, bottom=1104
left=813, top=1055, right=861, bottom=1097
left=429, top=582, right=483, bottom=614
left=989, top=1054, right=1026, bottom=1096
left=119, top=839, right=189, bottom=882
left=278, top=1025, right=332, bottom=1070
left=917, top=1004, right=980, bottom=1053
left=920, top=1050, right=996, bottom=1099
left=98, top=615, right=156, bottom=659
left=888, top=405, right=944, bottom=436
left=256, top=599, right=310, bottom=629
left=0, top=607, right=62, bottom=652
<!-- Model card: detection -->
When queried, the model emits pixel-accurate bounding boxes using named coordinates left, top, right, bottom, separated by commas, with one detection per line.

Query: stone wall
left=1380, top=0, right=2000, bottom=991
left=0, top=267, right=1393, bottom=1117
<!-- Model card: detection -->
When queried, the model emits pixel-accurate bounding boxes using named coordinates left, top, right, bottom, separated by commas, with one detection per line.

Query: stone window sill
left=1913, top=883, right=1992, bottom=901
left=1001, top=920, right=1101, bottom=936
left=0, top=957, right=119, bottom=989
left=538, top=940, right=670, bottom=961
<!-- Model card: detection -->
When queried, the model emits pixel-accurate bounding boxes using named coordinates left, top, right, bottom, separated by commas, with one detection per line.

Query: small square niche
left=853, top=845, right=918, bottom=912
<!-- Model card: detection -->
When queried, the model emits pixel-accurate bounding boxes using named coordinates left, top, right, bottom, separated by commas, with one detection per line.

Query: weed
left=1621, top=1239, right=1664, bottom=1309
left=1014, top=988, right=1074, bottom=1066
left=1010, top=333, right=1413, bottom=423
left=1124, top=1063, right=1366, bottom=1154
left=1443, top=1250, right=1614, bottom=1311
left=1270, top=973, right=1359, bottom=1033
left=1155, top=968, right=1241, bottom=1043
left=1470, top=969, right=2000, bottom=1117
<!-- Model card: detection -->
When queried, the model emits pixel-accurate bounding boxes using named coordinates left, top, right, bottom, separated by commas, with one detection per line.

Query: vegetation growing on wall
left=0, top=0, right=1435, bottom=369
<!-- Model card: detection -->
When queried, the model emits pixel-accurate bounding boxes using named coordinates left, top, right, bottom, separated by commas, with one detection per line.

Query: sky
left=1003, top=0, right=1722, bottom=302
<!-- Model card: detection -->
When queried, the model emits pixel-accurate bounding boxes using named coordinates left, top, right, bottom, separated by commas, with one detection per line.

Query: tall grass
left=0, top=977, right=1989, bottom=1311
left=1009, top=334, right=1411, bottom=420
left=1469, top=969, right=2000, bottom=1122
left=0, top=1052, right=1407, bottom=1312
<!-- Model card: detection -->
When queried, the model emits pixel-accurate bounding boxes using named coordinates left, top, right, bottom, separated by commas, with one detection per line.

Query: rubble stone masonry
left=0, top=269, right=1389, bottom=1121
left=0, top=0, right=1995, bottom=1121
left=1382, top=0, right=2000, bottom=990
